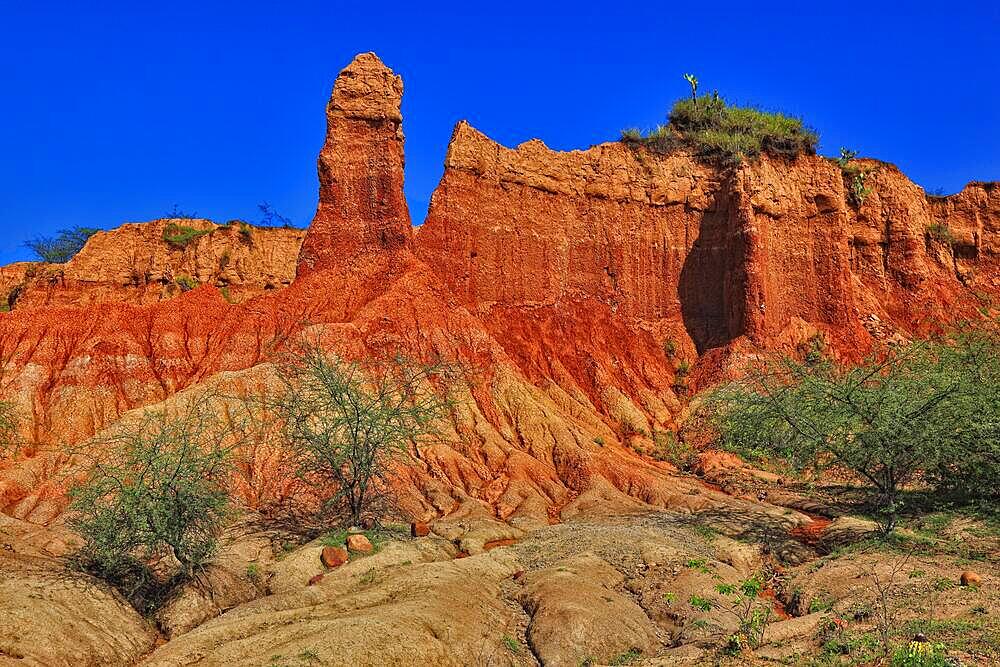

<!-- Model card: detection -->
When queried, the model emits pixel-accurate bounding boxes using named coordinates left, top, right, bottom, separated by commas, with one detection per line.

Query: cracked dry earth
left=2, top=463, right=997, bottom=667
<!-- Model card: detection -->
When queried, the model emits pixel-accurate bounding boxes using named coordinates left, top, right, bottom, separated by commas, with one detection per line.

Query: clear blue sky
left=2, top=1, right=997, bottom=264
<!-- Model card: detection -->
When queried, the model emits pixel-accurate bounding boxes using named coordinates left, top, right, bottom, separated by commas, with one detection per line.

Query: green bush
left=25, top=226, right=100, bottom=263
left=698, top=325, right=1000, bottom=533
left=925, top=223, right=954, bottom=244
left=68, top=396, right=233, bottom=612
left=623, top=91, right=818, bottom=166
left=651, top=430, right=697, bottom=470
left=269, top=343, right=454, bottom=527
left=163, top=222, right=211, bottom=249
left=175, top=275, right=198, bottom=292
left=837, top=148, right=876, bottom=207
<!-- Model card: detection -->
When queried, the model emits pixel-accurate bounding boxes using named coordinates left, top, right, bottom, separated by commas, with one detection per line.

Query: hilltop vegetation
left=622, top=78, right=818, bottom=165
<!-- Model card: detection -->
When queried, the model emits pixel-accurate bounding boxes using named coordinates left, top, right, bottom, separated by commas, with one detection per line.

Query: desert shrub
left=698, top=326, right=1000, bottom=533
left=24, top=226, right=100, bottom=263
left=269, top=343, right=454, bottom=527
left=239, top=222, right=253, bottom=243
left=174, top=274, right=198, bottom=291
left=925, top=223, right=954, bottom=244
left=258, top=201, right=295, bottom=228
left=837, top=148, right=876, bottom=207
left=651, top=430, right=697, bottom=470
left=622, top=88, right=818, bottom=166
left=163, top=222, right=211, bottom=249
left=689, top=576, right=774, bottom=651
left=68, top=395, right=233, bottom=611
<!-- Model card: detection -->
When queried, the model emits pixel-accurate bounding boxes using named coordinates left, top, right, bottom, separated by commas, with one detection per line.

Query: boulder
left=346, top=534, right=374, bottom=553
left=960, top=570, right=983, bottom=586
left=321, top=545, right=349, bottom=568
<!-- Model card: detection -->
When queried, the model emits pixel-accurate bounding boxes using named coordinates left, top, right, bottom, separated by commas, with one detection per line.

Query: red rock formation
left=296, top=52, right=412, bottom=277
left=0, top=52, right=997, bottom=528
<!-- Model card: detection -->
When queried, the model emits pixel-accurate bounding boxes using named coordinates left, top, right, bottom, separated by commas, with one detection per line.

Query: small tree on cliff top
left=25, top=226, right=100, bottom=263
left=271, top=343, right=454, bottom=528
left=698, top=327, right=1000, bottom=534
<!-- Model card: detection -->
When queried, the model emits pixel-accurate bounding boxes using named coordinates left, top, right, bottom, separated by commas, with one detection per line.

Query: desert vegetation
left=696, top=325, right=1000, bottom=534
left=67, top=395, right=234, bottom=611
left=163, top=221, right=212, bottom=249
left=24, top=225, right=100, bottom=263
left=622, top=75, right=818, bottom=165
left=55, top=344, right=456, bottom=613
left=267, top=343, right=454, bottom=528
left=837, top=147, right=877, bottom=207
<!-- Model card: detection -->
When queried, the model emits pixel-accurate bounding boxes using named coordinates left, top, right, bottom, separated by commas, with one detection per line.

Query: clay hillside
left=0, top=53, right=997, bottom=667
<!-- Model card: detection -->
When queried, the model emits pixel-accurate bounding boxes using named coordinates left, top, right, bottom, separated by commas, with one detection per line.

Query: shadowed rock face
left=0, top=53, right=998, bottom=529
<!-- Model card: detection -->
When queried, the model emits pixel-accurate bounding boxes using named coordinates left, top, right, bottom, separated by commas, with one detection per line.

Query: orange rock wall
left=1, top=52, right=997, bottom=525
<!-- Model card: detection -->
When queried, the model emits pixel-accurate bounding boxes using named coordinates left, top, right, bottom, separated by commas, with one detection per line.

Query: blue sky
left=1, top=1, right=997, bottom=264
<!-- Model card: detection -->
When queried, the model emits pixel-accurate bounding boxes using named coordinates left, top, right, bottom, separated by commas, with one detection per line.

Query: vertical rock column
left=296, top=53, right=412, bottom=277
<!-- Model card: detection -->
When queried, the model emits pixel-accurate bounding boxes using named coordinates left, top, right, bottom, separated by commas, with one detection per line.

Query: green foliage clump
left=163, top=222, right=211, bottom=249
left=650, top=430, right=697, bottom=470
left=174, top=274, right=198, bottom=292
left=501, top=634, right=521, bottom=654
left=925, top=222, right=955, bottom=244
left=25, top=226, right=100, bottom=263
left=837, top=147, right=876, bottom=207
left=891, top=640, right=951, bottom=666
left=622, top=85, right=818, bottom=166
left=688, top=576, right=774, bottom=652
left=269, top=343, right=454, bottom=527
left=698, top=325, right=1000, bottom=534
left=68, top=395, right=233, bottom=612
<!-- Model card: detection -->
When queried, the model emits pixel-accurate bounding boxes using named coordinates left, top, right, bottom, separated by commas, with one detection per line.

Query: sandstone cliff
left=0, top=52, right=996, bottom=529
left=5, top=218, right=303, bottom=310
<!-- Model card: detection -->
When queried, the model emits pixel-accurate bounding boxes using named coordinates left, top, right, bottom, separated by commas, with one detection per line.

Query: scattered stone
left=960, top=571, right=982, bottom=587
left=347, top=526, right=364, bottom=535
left=321, top=546, right=349, bottom=568
left=455, top=550, right=470, bottom=559
left=512, top=570, right=525, bottom=581
left=411, top=522, right=430, bottom=537
left=346, top=534, right=374, bottom=553
left=308, top=573, right=324, bottom=586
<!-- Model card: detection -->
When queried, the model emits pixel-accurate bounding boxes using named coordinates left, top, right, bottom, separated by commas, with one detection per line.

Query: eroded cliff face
left=0, top=52, right=997, bottom=528
left=6, top=219, right=304, bottom=310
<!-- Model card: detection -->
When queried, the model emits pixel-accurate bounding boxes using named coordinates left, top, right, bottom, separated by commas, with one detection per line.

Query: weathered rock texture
left=5, top=219, right=303, bottom=310
left=0, top=52, right=997, bottom=533
left=296, top=51, right=411, bottom=277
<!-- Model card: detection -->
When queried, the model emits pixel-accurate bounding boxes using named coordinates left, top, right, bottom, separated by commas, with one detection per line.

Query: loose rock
left=346, top=534, right=374, bottom=553
left=321, top=546, right=349, bottom=568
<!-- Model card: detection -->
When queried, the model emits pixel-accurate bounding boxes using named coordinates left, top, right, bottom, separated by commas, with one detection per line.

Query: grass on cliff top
left=622, top=93, right=818, bottom=166
left=163, top=222, right=212, bottom=249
